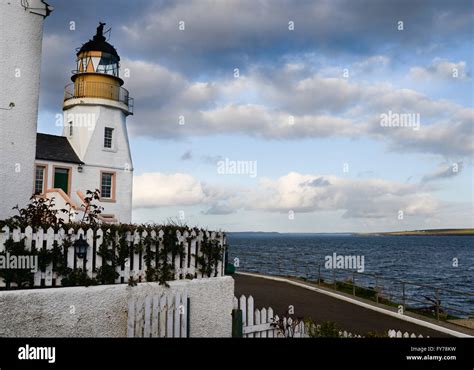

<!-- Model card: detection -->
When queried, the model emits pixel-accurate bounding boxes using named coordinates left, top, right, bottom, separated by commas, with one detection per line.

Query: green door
left=54, top=168, right=69, bottom=194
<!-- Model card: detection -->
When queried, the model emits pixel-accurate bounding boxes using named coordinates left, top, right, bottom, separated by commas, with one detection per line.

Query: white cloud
left=409, top=58, right=469, bottom=81
left=421, top=162, right=463, bottom=183
left=368, top=108, right=474, bottom=157
left=122, top=59, right=472, bottom=158
left=133, top=171, right=442, bottom=220
left=38, top=33, right=472, bottom=159
left=133, top=173, right=210, bottom=208
left=245, top=172, right=440, bottom=219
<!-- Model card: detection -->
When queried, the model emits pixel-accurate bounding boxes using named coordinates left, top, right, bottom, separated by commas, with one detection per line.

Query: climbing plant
left=0, top=238, right=37, bottom=288
left=0, top=194, right=226, bottom=289
left=197, top=234, right=224, bottom=278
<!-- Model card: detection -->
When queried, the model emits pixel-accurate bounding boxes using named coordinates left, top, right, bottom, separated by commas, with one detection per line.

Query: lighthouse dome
left=77, top=37, right=119, bottom=61
left=77, top=22, right=119, bottom=60
left=73, top=23, right=122, bottom=80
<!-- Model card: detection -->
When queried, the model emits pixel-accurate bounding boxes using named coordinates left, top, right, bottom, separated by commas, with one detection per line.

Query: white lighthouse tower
left=0, top=1, right=53, bottom=219
left=59, top=23, right=134, bottom=222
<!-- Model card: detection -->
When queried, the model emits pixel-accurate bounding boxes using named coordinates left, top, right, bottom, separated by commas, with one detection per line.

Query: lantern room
left=64, top=22, right=133, bottom=114
left=74, top=22, right=120, bottom=79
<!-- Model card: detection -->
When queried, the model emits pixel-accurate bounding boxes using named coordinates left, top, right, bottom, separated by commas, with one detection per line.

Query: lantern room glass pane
left=76, top=53, right=119, bottom=76
left=91, top=57, right=101, bottom=70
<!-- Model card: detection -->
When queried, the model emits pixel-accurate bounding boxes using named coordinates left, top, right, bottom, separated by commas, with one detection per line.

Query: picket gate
left=127, top=291, right=189, bottom=338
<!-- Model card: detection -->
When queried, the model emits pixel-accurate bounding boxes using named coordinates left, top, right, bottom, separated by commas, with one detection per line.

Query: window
left=104, top=127, right=113, bottom=148
left=54, top=167, right=70, bottom=195
left=101, top=172, right=114, bottom=199
left=69, top=121, right=73, bottom=136
left=34, top=166, right=46, bottom=194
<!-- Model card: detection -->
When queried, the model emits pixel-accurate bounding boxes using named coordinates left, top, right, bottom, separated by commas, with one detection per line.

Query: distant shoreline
left=359, top=229, right=474, bottom=236
left=227, top=229, right=474, bottom=236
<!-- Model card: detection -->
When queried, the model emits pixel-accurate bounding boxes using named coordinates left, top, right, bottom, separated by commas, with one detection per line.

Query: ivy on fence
left=0, top=193, right=226, bottom=289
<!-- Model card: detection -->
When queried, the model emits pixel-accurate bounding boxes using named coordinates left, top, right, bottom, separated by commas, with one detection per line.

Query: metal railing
left=230, top=252, right=474, bottom=321
left=64, top=81, right=133, bottom=114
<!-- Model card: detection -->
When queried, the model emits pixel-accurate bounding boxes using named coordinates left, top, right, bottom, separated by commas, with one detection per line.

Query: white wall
left=62, top=101, right=133, bottom=222
left=73, top=163, right=133, bottom=223
left=35, top=159, right=132, bottom=223
left=0, top=277, right=234, bottom=338
left=0, top=1, right=51, bottom=220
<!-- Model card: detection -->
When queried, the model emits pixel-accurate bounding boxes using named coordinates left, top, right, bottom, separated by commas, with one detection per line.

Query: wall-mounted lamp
left=0, top=102, right=15, bottom=110
left=78, top=164, right=84, bottom=173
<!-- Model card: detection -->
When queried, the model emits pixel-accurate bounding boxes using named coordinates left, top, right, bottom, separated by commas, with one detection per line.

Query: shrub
left=306, top=319, right=341, bottom=338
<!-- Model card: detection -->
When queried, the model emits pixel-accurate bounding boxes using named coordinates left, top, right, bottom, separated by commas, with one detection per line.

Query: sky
left=37, top=0, right=473, bottom=232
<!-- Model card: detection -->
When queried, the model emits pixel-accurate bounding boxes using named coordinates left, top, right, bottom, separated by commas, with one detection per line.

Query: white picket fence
left=338, top=330, right=363, bottom=338
left=127, top=292, right=188, bottom=338
left=0, top=226, right=226, bottom=288
left=336, top=330, right=425, bottom=338
left=235, top=295, right=428, bottom=338
left=234, top=295, right=306, bottom=337
left=388, top=329, right=427, bottom=338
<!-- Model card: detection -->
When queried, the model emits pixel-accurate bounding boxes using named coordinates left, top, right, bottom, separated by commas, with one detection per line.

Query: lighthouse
left=0, top=1, right=53, bottom=219
left=55, top=23, right=134, bottom=223
left=28, top=23, right=134, bottom=223
left=0, top=13, right=133, bottom=223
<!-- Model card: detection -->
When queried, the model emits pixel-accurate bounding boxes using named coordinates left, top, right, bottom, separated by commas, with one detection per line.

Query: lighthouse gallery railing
left=64, top=81, right=134, bottom=113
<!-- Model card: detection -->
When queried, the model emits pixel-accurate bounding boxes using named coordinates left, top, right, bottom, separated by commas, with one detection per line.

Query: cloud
left=202, top=203, right=236, bottom=215
left=39, top=37, right=472, bottom=159
left=39, top=34, right=74, bottom=112
left=120, top=59, right=472, bottom=158
left=118, top=0, right=474, bottom=75
left=133, top=171, right=442, bottom=220
left=368, top=108, right=474, bottom=157
left=180, top=150, right=192, bottom=160
left=421, top=162, right=463, bottom=183
left=303, top=177, right=331, bottom=187
left=245, top=172, right=440, bottom=219
left=409, top=58, right=469, bottom=81
left=133, top=173, right=211, bottom=208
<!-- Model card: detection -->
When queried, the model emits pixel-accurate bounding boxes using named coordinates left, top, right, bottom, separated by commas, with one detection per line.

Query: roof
left=36, top=133, right=84, bottom=165
left=41, top=1, right=54, bottom=17
left=78, top=39, right=119, bottom=60
left=77, top=23, right=120, bottom=60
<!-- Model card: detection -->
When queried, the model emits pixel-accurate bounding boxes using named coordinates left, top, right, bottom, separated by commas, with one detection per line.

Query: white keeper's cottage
left=0, top=2, right=134, bottom=223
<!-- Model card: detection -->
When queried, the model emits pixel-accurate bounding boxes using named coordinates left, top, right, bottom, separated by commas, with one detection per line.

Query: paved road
left=234, top=273, right=455, bottom=337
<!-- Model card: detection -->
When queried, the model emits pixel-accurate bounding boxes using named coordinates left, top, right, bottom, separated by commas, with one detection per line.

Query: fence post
left=232, top=309, right=243, bottom=338
left=435, top=289, right=440, bottom=321
left=402, top=282, right=406, bottom=309
left=186, top=297, right=191, bottom=338
left=352, top=272, right=356, bottom=296
left=375, top=275, right=379, bottom=304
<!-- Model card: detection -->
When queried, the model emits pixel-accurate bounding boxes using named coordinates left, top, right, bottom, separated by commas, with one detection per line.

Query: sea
left=227, top=233, right=474, bottom=317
